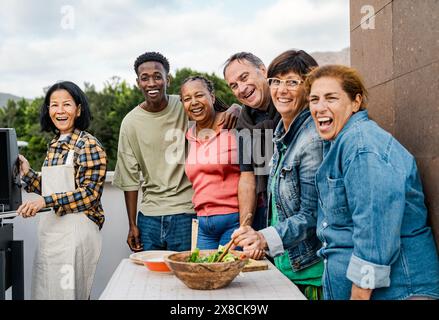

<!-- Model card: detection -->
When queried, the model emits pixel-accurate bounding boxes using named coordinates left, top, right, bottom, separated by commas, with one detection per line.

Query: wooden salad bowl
left=165, top=250, right=248, bottom=290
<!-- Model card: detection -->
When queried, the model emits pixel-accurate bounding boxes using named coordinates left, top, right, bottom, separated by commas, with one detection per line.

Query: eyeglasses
left=267, top=78, right=303, bottom=90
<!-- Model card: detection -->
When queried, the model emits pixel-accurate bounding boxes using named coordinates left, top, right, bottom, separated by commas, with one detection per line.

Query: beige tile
left=350, top=0, right=393, bottom=31
left=416, top=156, right=439, bottom=253
left=367, top=80, right=396, bottom=135
left=393, top=0, right=439, bottom=77
left=350, top=3, right=394, bottom=87
left=394, top=62, right=439, bottom=157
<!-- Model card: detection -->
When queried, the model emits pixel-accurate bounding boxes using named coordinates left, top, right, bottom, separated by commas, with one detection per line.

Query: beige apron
left=32, top=134, right=102, bottom=300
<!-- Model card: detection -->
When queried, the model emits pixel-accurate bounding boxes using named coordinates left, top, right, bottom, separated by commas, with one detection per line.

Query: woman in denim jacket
left=306, top=64, right=439, bottom=300
left=232, top=50, right=324, bottom=300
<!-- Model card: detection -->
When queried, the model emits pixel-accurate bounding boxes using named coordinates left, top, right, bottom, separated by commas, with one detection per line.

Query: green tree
left=20, top=97, right=50, bottom=169
left=168, top=68, right=238, bottom=106
left=0, top=100, right=18, bottom=128
left=85, top=76, right=144, bottom=170
left=0, top=97, right=50, bottom=169
left=0, top=69, right=238, bottom=171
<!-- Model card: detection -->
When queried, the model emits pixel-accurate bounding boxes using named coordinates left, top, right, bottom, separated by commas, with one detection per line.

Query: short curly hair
left=134, top=52, right=170, bottom=75
left=180, top=75, right=229, bottom=112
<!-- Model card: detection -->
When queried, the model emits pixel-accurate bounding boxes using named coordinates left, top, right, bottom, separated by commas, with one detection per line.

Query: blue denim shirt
left=316, top=110, right=439, bottom=300
left=260, top=109, right=323, bottom=272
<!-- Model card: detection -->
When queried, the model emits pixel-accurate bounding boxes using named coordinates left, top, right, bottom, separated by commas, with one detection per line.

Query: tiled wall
left=350, top=0, right=439, bottom=250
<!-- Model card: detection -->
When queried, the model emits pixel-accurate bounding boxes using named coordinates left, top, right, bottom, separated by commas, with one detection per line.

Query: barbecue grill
left=0, top=128, right=24, bottom=300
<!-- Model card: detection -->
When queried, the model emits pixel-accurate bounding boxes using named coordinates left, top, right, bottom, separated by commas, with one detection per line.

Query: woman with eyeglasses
left=232, top=50, right=324, bottom=300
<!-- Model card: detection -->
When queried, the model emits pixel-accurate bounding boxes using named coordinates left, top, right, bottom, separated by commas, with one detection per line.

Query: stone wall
left=350, top=0, right=439, bottom=250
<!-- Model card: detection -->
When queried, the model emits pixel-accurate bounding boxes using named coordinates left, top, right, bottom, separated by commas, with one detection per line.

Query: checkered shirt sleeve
left=22, top=167, right=43, bottom=194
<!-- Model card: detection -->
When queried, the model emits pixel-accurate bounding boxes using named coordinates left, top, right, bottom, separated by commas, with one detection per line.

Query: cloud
left=0, top=0, right=349, bottom=98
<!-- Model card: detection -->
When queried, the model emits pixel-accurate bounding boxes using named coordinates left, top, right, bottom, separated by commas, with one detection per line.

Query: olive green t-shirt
left=113, top=95, right=195, bottom=216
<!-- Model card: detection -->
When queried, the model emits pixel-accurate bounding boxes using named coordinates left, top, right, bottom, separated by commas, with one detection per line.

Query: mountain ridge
left=311, top=47, right=350, bottom=66
left=0, top=92, right=26, bottom=108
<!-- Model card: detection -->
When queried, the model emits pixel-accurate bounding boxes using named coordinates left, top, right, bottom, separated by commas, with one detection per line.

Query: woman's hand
left=18, top=154, right=30, bottom=177
left=243, top=249, right=266, bottom=260
left=350, top=284, right=373, bottom=300
left=17, top=196, right=46, bottom=218
left=231, top=225, right=267, bottom=260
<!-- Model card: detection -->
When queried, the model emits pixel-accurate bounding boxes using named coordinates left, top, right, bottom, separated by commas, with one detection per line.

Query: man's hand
left=17, top=196, right=45, bottom=218
left=127, top=225, right=143, bottom=252
left=238, top=172, right=257, bottom=225
left=218, top=103, right=241, bottom=129
left=231, top=225, right=267, bottom=260
left=124, top=191, right=142, bottom=252
left=350, top=283, right=373, bottom=300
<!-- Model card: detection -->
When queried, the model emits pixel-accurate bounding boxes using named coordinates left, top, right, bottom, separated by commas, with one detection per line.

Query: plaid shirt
left=22, top=128, right=107, bottom=229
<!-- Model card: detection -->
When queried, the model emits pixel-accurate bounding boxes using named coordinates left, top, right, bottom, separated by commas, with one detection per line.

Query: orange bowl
left=130, top=250, right=177, bottom=273
left=144, top=260, right=171, bottom=272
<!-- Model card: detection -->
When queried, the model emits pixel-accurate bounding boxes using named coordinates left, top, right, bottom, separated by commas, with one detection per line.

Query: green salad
left=188, top=245, right=238, bottom=263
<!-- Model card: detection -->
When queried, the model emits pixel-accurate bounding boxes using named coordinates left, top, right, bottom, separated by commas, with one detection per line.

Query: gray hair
left=223, top=52, right=265, bottom=77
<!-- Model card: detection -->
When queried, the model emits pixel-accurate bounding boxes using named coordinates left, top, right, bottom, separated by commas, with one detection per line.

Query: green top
left=270, top=144, right=323, bottom=286
left=113, top=95, right=195, bottom=216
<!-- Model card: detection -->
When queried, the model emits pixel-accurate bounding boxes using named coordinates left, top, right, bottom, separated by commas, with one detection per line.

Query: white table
left=99, top=258, right=306, bottom=300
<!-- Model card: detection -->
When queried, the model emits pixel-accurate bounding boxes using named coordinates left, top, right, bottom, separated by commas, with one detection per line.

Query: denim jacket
left=315, top=110, right=439, bottom=300
left=260, top=109, right=323, bottom=272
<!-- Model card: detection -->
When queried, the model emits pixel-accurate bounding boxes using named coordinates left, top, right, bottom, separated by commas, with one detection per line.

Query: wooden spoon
left=217, top=213, right=252, bottom=262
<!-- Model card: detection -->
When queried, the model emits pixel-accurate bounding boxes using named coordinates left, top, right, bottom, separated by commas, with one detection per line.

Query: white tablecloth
left=99, top=258, right=306, bottom=300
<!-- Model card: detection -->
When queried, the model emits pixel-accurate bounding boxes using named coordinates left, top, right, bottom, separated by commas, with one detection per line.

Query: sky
left=0, top=0, right=350, bottom=98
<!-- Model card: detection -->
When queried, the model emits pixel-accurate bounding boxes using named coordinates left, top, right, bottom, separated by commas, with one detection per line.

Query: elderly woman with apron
left=17, top=81, right=107, bottom=300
